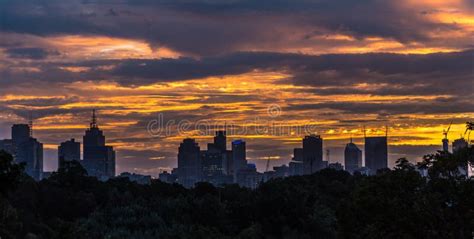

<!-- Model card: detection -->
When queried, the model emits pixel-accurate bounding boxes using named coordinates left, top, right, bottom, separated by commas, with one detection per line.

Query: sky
left=0, top=0, right=473, bottom=176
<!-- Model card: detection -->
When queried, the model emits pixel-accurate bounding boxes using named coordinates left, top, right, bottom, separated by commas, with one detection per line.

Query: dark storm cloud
left=2, top=96, right=79, bottom=107
left=287, top=97, right=474, bottom=115
left=4, top=47, right=59, bottom=59
left=109, top=49, right=472, bottom=81
left=1, top=49, right=472, bottom=99
left=106, top=50, right=473, bottom=98
left=0, top=0, right=466, bottom=56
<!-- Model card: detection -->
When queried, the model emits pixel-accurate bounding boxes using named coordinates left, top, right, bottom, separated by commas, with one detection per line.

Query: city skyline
left=1, top=111, right=471, bottom=179
left=1, top=0, right=473, bottom=176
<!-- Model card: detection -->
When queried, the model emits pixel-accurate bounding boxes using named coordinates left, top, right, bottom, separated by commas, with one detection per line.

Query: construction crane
left=442, top=121, right=453, bottom=152
left=465, top=121, right=474, bottom=144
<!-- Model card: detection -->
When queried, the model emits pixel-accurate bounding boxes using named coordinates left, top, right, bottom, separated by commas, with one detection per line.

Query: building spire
left=28, top=111, right=33, bottom=137
left=90, top=109, right=98, bottom=128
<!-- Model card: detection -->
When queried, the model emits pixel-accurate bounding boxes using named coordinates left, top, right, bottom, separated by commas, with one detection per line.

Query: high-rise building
left=213, top=130, right=227, bottom=152
left=12, top=124, right=30, bottom=146
left=16, top=137, right=43, bottom=181
left=201, top=145, right=233, bottom=185
left=10, top=124, right=43, bottom=181
left=200, top=130, right=233, bottom=185
left=452, top=138, right=468, bottom=154
left=364, top=136, right=388, bottom=174
left=293, top=148, right=303, bottom=162
left=82, top=110, right=116, bottom=180
left=344, top=138, right=362, bottom=174
left=177, top=138, right=201, bottom=188
left=232, top=140, right=247, bottom=182
left=302, top=135, right=323, bottom=174
left=58, top=138, right=81, bottom=169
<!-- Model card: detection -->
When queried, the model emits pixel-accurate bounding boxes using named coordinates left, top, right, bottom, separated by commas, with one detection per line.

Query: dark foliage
left=0, top=148, right=473, bottom=239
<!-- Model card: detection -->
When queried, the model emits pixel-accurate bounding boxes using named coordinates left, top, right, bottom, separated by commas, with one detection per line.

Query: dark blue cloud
left=5, top=47, right=58, bottom=59
left=0, top=0, right=465, bottom=56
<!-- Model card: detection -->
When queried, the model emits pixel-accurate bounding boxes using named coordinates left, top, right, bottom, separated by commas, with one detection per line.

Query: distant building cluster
left=1, top=113, right=472, bottom=185
left=0, top=110, right=117, bottom=181
left=160, top=130, right=392, bottom=188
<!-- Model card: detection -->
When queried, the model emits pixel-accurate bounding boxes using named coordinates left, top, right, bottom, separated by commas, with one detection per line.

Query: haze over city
left=1, top=0, right=473, bottom=177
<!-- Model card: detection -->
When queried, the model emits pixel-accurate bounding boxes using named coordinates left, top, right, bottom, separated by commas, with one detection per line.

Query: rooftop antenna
left=265, top=157, right=271, bottom=173
left=363, top=125, right=367, bottom=138
left=28, top=111, right=33, bottom=137
left=350, top=134, right=353, bottom=143
left=90, top=109, right=97, bottom=128
left=326, top=149, right=330, bottom=162
left=385, top=125, right=388, bottom=137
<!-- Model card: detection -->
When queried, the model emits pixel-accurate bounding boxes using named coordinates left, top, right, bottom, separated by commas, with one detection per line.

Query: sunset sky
left=0, top=0, right=473, bottom=176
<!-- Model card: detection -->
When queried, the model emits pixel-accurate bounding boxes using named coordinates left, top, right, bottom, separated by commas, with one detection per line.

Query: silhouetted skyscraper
left=12, top=124, right=30, bottom=157
left=344, top=138, right=362, bottom=174
left=302, top=135, right=323, bottom=174
left=16, top=137, right=43, bottom=181
left=232, top=140, right=247, bottom=182
left=200, top=130, right=233, bottom=185
left=82, top=110, right=115, bottom=180
left=293, top=148, right=303, bottom=162
left=213, top=130, right=227, bottom=152
left=11, top=124, right=43, bottom=180
left=201, top=148, right=227, bottom=184
left=177, top=138, right=201, bottom=188
left=58, top=138, right=81, bottom=169
left=364, top=136, right=388, bottom=174
left=12, top=124, right=30, bottom=146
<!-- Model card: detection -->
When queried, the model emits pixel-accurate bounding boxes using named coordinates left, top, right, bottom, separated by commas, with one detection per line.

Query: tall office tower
left=16, top=137, right=43, bottom=180
left=11, top=124, right=43, bottom=180
left=213, top=130, right=227, bottom=152
left=232, top=140, right=247, bottom=182
left=12, top=124, right=30, bottom=145
left=177, top=138, right=201, bottom=188
left=11, top=124, right=30, bottom=157
left=364, top=136, right=388, bottom=174
left=293, top=148, right=303, bottom=162
left=344, top=138, right=362, bottom=174
left=82, top=110, right=116, bottom=179
left=201, top=148, right=227, bottom=185
left=302, top=135, right=323, bottom=175
left=58, top=138, right=81, bottom=170
left=452, top=138, right=468, bottom=154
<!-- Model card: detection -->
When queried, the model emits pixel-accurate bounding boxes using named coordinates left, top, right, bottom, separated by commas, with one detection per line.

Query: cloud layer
left=0, top=0, right=473, bottom=175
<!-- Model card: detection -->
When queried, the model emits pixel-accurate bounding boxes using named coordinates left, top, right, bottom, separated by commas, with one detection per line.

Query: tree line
left=0, top=147, right=473, bottom=239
